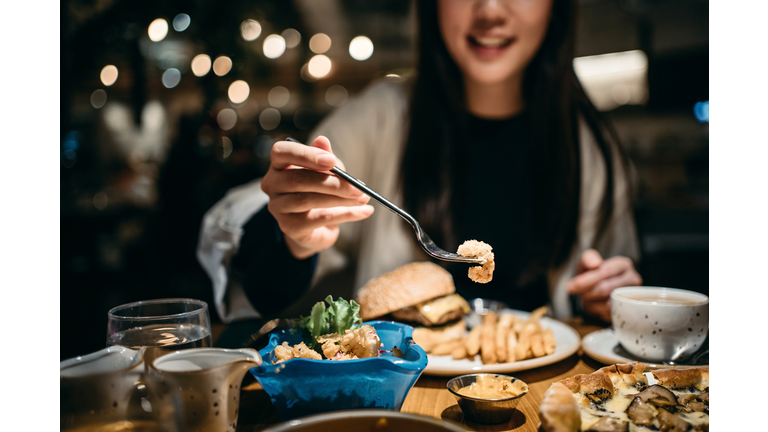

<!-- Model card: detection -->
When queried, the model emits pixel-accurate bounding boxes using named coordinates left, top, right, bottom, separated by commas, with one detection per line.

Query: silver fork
left=285, top=138, right=484, bottom=265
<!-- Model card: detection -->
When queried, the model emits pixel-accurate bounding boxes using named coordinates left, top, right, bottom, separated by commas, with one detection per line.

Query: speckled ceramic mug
left=610, top=287, right=708, bottom=363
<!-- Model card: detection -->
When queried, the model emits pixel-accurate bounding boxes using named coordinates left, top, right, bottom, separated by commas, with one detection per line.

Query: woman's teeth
left=470, top=36, right=512, bottom=48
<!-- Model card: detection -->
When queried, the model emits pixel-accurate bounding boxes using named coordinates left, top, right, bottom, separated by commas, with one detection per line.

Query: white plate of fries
left=418, top=306, right=580, bottom=376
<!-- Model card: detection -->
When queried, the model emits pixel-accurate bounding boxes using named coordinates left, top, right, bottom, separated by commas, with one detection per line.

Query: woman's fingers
left=260, top=135, right=367, bottom=259
left=580, top=269, right=643, bottom=302
left=268, top=192, right=370, bottom=214
left=567, top=256, right=634, bottom=295
left=576, top=249, right=603, bottom=274
left=262, top=168, right=364, bottom=199
left=270, top=139, right=337, bottom=171
left=277, top=205, right=375, bottom=239
left=311, top=136, right=347, bottom=170
left=569, top=254, right=642, bottom=322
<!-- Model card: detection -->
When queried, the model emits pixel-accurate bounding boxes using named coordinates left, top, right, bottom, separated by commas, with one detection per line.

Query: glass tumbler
left=107, top=298, right=212, bottom=361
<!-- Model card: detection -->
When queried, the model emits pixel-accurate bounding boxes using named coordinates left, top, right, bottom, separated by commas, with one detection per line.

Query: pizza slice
left=539, top=362, right=708, bottom=432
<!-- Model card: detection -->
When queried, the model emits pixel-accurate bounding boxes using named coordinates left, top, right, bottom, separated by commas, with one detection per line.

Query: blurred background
left=60, top=0, right=708, bottom=360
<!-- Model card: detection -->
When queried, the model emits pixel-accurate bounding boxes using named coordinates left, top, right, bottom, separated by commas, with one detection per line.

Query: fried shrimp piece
left=339, top=324, right=382, bottom=359
left=457, top=240, right=495, bottom=283
left=318, top=334, right=343, bottom=359
left=317, top=324, right=382, bottom=361
left=273, top=341, right=322, bottom=364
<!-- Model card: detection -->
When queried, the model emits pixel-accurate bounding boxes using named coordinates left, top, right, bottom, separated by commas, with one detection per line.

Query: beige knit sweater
left=196, top=78, right=639, bottom=323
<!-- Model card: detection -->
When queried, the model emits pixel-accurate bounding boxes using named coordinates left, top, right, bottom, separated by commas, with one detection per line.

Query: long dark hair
left=401, top=0, right=629, bottom=275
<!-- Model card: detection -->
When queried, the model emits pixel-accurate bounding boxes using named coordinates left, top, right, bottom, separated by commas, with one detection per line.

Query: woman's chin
left=463, top=66, right=524, bottom=88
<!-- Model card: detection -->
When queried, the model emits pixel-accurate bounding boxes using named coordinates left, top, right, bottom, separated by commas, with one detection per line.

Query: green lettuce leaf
left=325, top=295, right=363, bottom=335
left=300, top=296, right=362, bottom=348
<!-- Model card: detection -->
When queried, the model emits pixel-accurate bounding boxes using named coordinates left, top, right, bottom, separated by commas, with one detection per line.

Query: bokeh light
left=259, top=108, right=281, bottom=130
left=220, top=137, right=233, bottom=159
left=309, top=33, right=331, bottom=54
left=263, top=35, right=286, bottom=59
left=100, top=65, right=118, bottom=86
left=148, top=18, right=169, bottom=42
left=217, top=108, right=237, bottom=130
left=173, top=14, right=191, bottom=32
left=325, top=85, right=348, bottom=107
left=282, top=28, right=301, bottom=48
left=162, top=68, right=182, bottom=88
left=93, top=192, right=109, bottom=210
left=349, top=36, right=374, bottom=61
left=308, top=55, right=332, bottom=79
left=63, top=131, right=80, bottom=151
left=268, top=86, right=290, bottom=108
left=300, top=63, right=318, bottom=82
left=694, top=101, right=709, bottom=123
left=241, top=19, right=262, bottom=41
left=228, top=80, right=250, bottom=104
left=191, top=54, right=212, bottom=76
left=90, top=89, right=107, bottom=109
left=213, top=56, right=232, bottom=76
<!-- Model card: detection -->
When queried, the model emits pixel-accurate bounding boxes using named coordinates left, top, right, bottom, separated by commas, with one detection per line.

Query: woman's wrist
left=284, top=237, right=320, bottom=260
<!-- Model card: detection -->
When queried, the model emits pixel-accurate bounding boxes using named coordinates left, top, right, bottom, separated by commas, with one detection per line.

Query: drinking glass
left=107, top=298, right=212, bottom=353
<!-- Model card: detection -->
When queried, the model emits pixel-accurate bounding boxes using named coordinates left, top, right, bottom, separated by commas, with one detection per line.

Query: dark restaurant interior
left=60, top=0, right=709, bottom=361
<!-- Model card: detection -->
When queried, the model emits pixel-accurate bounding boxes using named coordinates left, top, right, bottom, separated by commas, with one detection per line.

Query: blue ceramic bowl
left=251, top=320, right=428, bottom=420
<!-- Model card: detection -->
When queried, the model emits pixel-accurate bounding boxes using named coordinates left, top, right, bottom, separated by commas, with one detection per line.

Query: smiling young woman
left=197, top=0, right=642, bottom=324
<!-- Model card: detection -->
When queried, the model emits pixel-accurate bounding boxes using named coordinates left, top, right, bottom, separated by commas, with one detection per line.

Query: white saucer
left=581, top=329, right=708, bottom=370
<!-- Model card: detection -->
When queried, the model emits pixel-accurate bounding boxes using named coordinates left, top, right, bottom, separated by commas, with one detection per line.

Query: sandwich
left=354, top=262, right=474, bottom=353
left=354, top=261, right=471, bottom=327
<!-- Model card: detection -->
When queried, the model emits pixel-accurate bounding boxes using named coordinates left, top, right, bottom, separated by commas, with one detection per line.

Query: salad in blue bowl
left=250, top=296, right=428, bottom=420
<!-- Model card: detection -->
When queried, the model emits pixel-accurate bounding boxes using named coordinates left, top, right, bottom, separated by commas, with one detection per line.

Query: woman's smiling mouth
left=467, top=35, right=515, bottom=56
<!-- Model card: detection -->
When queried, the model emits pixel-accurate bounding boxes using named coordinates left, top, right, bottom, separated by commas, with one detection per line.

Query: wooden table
left=234, top=318, right=607, bottom=431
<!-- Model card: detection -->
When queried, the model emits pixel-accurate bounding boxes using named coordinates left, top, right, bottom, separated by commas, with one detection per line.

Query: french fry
left=431, top=339, right=464, bottom=356
left=495, top=313, right=515, bottom=363
left=542, top=328, right=556, bottom=355
left=506, top=329, right=518, bottom=363
left=529, top=305, right=548, bottom=322
left=480, top=311, right=498, bottom=364
left=530, top=332, right=546, bottom=358
left=516, top=322, right=537, bottom=360
left=464, top=326, right=482, bottom=356
left=525, top=317, right=542, bottom=335
left=451, top=343, right=468, bottom=360
left=515, top=334, right=531, bottom=361
left=513, top=320, right=525, bottom=338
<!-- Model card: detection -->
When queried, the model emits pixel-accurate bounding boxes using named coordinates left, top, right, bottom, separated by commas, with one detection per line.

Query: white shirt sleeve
left=196, top=178, right=269, bottom=323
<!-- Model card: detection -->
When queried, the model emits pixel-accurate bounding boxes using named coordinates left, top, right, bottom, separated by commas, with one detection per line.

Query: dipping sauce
left=456, top=374, right=528, bottom=400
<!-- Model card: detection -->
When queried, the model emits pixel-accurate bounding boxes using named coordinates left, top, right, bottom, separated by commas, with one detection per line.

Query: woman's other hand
left=261, top=136, right=375, bottom=260
left=566, top=249, right=642, bottom=322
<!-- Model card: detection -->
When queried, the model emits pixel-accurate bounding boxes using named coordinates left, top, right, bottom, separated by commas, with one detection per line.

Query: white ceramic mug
left=610, top=286, right=708, bottom=363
